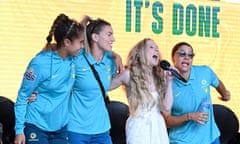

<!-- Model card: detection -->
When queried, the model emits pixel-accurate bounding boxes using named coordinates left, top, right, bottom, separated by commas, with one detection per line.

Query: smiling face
left=145, top=39, right=160, bottom=66
left=95, top=25, right=115, bottom=52
left=172, top=44, right=195, bottom=74
left=64, top=31, right=84, bottom=56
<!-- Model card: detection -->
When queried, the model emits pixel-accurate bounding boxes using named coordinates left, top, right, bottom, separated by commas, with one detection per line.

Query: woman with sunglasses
left=164, top=42, right=230, bottom=144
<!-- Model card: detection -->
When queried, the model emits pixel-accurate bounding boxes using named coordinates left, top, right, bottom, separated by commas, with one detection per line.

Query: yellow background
left=0, top=0, right=240, bottom=120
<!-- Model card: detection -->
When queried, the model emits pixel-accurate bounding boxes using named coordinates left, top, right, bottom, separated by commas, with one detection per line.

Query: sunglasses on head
left=176, top=50, right=195, bottom=59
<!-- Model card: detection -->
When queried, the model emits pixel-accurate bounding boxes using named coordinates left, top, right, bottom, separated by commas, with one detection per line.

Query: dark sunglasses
left=176, top=50, right=195, bottom=59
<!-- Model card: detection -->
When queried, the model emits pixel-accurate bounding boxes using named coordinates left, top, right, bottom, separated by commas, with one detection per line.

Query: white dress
left=126, top=91, right=169, bottom=144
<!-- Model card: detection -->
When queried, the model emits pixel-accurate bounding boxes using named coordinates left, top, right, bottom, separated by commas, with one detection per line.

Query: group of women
left=14, top=13, right=230, bottom=144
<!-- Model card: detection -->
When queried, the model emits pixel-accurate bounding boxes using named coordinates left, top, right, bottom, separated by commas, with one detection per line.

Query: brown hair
left=44, top=13, right=84, bottom=50
left=80, top=15, right=111, bottom=53
left=171, top=42, right=193, bottom=61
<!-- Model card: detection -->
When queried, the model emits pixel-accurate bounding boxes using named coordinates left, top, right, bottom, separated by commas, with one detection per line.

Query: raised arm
left=109, top=69, right=130, bottom=91
left=163, top=72, right=173, bottom=113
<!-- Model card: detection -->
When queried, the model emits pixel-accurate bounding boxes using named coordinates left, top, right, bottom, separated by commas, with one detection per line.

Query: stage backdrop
left=0, top=0, right=240, bottom=119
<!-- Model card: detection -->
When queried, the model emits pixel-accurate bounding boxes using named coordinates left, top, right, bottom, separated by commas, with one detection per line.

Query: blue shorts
left=68, top=131, right=112, bottom=144
left=24, top=123, right=68, bottom=144
left=212, top=137, right=220, bottom=144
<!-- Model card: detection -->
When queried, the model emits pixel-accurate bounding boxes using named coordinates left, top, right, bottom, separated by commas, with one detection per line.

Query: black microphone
left=160, top=60, right=187, bottom=83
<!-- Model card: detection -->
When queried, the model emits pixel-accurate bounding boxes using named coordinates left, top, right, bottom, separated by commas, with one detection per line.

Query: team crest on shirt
left=25, top=68, right=36, bottom=81
left=106, top=66, right=111, bottom=80
left=201, top=80, right=209, bottom=93
left=72, top=64, right=75, bottom=78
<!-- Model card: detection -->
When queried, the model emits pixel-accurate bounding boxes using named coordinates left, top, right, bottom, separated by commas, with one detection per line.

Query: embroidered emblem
left=51, top=74, right=58, bottom=78
left=72, top=64, right=75, bottom=78
left=25, top=68, right=36, bottom=81
left=201, top=80, right=207, bottom=86
left=175, top=92, right=181, bottom=97
left=205, top=88, right=208, bottom=93
left=106, top=66, right=112, bottom=80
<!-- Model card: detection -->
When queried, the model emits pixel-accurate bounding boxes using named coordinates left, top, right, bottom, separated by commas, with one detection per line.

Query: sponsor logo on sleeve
left=25, top=68, right=36, bottom=81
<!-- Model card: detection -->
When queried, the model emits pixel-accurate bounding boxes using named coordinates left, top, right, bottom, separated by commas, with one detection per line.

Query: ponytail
left=44, top=13, right=84, bottom=51
left=44, top=14, right=63, bottom=51
left=80, top=15, right=93, bottom=54
left=80, top=15, right=111, bottom=54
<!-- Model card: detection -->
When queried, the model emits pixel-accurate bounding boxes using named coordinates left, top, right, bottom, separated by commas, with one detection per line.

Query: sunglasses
left=176, top=50, right=195, bottom=59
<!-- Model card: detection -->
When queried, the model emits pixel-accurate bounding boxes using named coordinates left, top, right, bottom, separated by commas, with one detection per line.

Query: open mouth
left=109, top=43, right=113, bottom=48
left=181, top=61, right=190, bottom=67
left=152, top=55, right=158, bottom=60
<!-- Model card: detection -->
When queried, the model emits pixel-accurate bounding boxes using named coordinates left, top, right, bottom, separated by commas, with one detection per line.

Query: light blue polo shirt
left=169, top=66, right=220, bottom=144
left=15, top=50, right=75, bottom=134
left=68, top=49, right=116, bottom=134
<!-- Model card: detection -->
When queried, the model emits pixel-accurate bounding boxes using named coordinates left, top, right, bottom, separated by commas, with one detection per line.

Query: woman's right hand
left=14, top=134, right=25, bottom=144
left=188, top=112, right=209, bottom=125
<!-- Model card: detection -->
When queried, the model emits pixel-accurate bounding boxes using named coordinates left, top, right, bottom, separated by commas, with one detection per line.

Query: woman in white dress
left=110, top=38, right=173, bottom=144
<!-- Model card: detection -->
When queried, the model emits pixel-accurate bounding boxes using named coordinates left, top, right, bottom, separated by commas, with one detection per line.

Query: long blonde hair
left=126, top=38, right=166, bottom=115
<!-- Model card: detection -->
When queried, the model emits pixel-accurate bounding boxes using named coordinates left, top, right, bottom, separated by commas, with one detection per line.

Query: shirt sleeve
left=14, top=58, right=44, bottom=134
left=207, top=66, right=219, bottom=88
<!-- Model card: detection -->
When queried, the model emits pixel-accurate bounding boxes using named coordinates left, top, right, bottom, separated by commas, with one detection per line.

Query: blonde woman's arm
left=163, top=72, right=173, bottom=112
left=109, top=69, right=130, bottom=91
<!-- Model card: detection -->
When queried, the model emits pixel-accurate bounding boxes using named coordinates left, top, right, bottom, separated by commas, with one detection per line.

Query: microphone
left=160, top=60, right=187, bottom=83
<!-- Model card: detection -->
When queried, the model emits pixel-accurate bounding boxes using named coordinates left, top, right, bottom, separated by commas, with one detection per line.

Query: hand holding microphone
left=160, top=60, right=187, bottom=83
